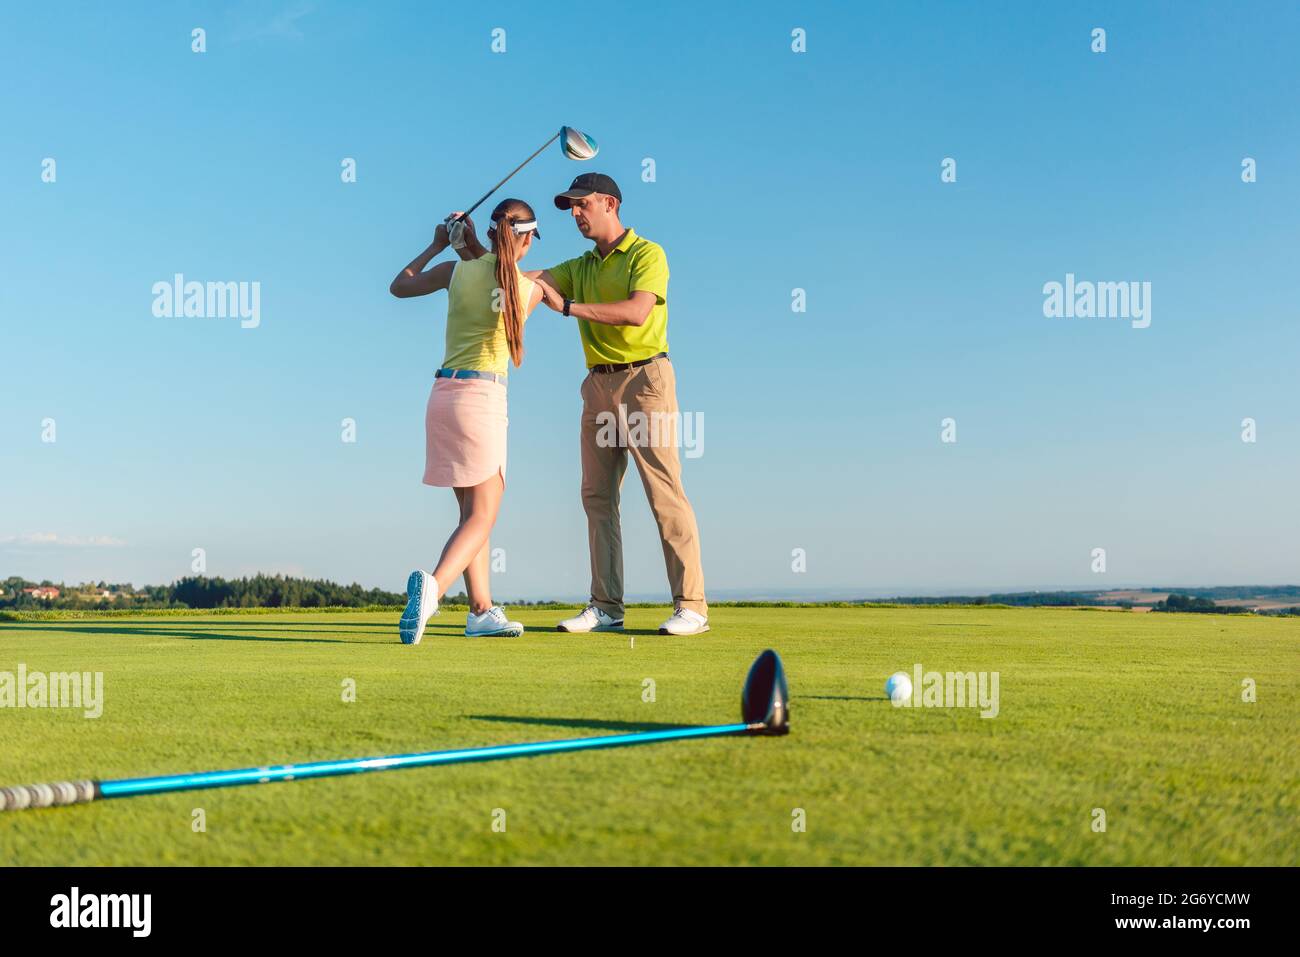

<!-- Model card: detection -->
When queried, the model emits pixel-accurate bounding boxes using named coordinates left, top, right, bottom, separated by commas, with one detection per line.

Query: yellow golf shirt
left=548, top=228, right=669, bottom=367
left=442, top=253, right=535, bottom=375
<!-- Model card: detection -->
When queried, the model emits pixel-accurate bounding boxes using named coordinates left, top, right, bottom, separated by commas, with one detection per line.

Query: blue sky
left=2, top=0, right=1298, bottom=599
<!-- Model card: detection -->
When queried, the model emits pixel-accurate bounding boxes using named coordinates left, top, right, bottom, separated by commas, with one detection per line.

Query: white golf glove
left=445, top=217, right=468, bottom=250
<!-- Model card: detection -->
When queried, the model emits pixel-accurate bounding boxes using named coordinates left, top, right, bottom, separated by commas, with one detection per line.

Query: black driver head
left=741, top=649, right=790, bottom=735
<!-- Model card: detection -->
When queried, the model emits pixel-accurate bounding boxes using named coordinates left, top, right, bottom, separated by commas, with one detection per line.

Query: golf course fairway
left=1, top=606, right=1294, bottom=866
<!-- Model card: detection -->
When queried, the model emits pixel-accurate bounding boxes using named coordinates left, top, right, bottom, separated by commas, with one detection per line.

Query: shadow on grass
left=469, top=714, right=699, bottom=732
left=149, top=621, right=393, bottom=629
left=519, top=627, right=662, bottom=636
left=142, top=623, right=394, bottom=637
left=2, top=624, right=366, bottom=644
left=803, top=694, right=886, bottom=702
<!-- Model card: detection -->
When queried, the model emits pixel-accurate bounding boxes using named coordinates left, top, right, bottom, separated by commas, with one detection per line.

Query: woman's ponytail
left=490, top=205, right=527, bottom=368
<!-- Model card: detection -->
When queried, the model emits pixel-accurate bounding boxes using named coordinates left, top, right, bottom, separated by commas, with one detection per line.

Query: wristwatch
left=563, top=298, right=572, bottom=317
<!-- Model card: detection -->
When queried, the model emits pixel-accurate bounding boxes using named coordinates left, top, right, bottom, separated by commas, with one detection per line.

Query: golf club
left=0, top=649, right=788, bottom=812
left=452, top=125, right=598, bottom=224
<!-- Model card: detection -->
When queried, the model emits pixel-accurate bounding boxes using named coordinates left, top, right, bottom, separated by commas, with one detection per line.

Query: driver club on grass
left=0, top=650, right=788, bottom=812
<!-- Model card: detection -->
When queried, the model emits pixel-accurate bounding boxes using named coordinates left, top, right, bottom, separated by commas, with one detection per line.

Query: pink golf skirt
left=422, top=376, right=508, bottom=488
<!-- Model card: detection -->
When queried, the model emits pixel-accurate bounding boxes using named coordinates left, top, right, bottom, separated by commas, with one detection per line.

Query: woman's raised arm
left=390, top=224, right=456, bottom=298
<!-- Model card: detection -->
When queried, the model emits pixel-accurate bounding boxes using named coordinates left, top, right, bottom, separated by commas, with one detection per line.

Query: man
left=456, top=173, right=708, bottom=635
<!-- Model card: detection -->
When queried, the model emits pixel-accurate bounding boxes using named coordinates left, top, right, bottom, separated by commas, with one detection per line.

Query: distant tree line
left=5, top=575, right=1299, bottom=614
left=891, top=588, right=1300, bottom=615
left=890, top=591, right=1104, bottom=607
left=1182, top=585, right=1300, bottom=601
left=0, top=574, right=606, bottom=610
left=1, top=575, right=473, bottom=610
left=1152, top=593, right=1250, bottom=614
left=170, top=575, right=411, bottom=608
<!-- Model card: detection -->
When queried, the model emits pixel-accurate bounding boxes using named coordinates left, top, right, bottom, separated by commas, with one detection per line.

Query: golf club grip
left=0, top=779, right=98, bottom=812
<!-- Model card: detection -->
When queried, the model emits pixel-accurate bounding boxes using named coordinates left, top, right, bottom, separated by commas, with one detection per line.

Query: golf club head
left=560, top=126, right=599, bottom=161
left=741, top=649, right=790, bottom=735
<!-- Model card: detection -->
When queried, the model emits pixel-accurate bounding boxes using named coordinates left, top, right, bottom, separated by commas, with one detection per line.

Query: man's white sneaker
left=658, top=607, right=709, bottom=636
left=465, top=606, right=524, bottom=638
left=398, top=570, right=438, bottom=645
left=555, top=605, right=624, bottom=633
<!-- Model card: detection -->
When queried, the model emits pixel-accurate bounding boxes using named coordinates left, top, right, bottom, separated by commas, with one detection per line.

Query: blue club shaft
left=1, top=723, right=755, bottom=811
left=78, top=722, right=753, bottom=801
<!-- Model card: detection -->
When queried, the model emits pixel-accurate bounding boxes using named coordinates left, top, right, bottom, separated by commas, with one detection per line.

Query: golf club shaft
left=454, top=131, right=561, bottom=223
left=0, top=722, right=757, bottom=811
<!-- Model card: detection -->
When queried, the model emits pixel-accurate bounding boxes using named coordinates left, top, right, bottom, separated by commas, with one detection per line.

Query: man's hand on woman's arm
left=524, top=271, right=655, bottom=326
left=532, top=277, right=565, bottom=312
left=524, top=270, right=565, bottom=309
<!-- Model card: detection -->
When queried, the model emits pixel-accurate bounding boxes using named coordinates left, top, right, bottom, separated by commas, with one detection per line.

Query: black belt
left=589, top=352, right=668, bottom=374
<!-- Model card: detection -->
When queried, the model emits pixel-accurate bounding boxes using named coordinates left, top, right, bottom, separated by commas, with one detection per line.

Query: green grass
left=0, top=606, right=1295, bottom=865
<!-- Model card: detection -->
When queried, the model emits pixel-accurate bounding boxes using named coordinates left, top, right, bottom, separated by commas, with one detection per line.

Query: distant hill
left=883, top=586, right=1300, bottom=615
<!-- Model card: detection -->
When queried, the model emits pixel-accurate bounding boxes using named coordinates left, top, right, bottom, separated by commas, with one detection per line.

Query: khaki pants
left=580, top=356, right=707, bottom=618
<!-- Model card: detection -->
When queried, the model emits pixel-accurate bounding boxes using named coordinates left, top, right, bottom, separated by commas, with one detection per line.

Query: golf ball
left=885, top=671, right=912, bottom=705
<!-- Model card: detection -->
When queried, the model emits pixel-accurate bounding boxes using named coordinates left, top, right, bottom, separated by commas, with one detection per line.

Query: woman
left=388, top=198, right=545, bottom=643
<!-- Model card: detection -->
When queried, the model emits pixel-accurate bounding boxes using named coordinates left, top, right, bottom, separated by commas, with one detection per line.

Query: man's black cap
left=554, top=172, right=622, bottom=209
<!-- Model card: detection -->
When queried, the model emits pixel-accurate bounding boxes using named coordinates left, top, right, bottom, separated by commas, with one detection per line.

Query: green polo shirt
left=548, top=227, right=669, bottom=367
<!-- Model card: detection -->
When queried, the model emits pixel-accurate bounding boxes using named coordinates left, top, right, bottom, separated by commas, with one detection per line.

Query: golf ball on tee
left=885, top=671, right=912, bottom=705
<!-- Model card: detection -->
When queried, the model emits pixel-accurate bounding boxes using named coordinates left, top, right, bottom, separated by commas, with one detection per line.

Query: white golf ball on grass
left=885, top=671, right=912, bottom=706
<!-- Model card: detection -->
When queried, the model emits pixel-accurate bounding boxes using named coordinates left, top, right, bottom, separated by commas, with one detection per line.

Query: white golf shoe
left=398, top=570, right=438, bottom=645
left=555, top=604, right=624, bottom=633
left=465, top=606, right=524, bottom=638
left=658, top=607, right=709, bottom=636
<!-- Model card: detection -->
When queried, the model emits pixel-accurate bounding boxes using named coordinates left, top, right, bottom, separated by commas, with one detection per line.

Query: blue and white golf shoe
left=398, top=570, right=438, bottom=645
